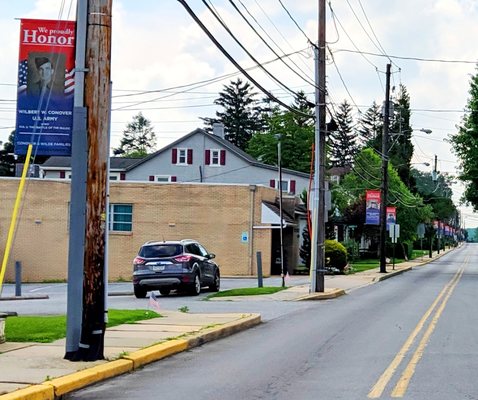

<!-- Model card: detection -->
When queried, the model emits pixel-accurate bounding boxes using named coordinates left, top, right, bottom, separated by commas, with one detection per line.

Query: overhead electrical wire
left=277, top=0, right=314, bottom=44
left=327, top=1, right=378, bottom=69
left=201, top=0, right=305, bottom=98
left=177, top=0, right=311, bottom=117
left=252, top=0, right=313, bottom=74
left=227, top=0, right=317, bottom=88
left=236, top=0, right=314, bottom=80
left=331, top=48, right=478, bottom=64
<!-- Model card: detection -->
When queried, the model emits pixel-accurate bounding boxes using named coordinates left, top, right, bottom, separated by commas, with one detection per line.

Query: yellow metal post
left=0, top=143, right=33, bottom=294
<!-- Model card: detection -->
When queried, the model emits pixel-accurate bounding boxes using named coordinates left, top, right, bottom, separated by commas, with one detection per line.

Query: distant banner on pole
left=365, top=189, right=381, bottom=225
left=15, top=19, right=75, bottom=156
left=386, top=206, right=396, bottom=231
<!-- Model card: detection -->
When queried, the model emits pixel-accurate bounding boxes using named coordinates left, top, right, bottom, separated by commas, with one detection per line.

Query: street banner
left=444, top=225, right=450, bottom=236
left=365, top=189, right=381, bottom=225
left=386, top=206, right=396, bottom=231
left=15, top=19, right=75, bottom=156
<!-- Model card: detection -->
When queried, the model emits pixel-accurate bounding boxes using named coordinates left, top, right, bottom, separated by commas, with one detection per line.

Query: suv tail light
left=133, top=256, right=146, bottom=265
left=174, top=255, right=192, bottom=263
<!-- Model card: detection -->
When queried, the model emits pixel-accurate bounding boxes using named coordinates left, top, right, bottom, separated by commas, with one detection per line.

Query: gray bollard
left=15, top=261, right=22, bottom=297
left=256, top=251, right=263, bottom=288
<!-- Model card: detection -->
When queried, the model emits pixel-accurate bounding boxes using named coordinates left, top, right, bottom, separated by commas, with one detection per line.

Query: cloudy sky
left=1, top=0, right=478, bottom=226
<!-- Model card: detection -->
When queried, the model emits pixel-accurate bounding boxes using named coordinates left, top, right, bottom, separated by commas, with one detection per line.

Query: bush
left=325, top=240, right=348, bottom=273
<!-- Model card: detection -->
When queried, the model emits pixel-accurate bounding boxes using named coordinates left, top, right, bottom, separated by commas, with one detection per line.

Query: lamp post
left=275, top=134, right=285, bottom=288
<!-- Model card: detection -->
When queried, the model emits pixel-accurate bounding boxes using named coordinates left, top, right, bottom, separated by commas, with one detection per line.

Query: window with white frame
left=277, top=180, right=289, bottom=192
left=155, top=175, right=173, bottom=182
left=109, top=203, right=133, bottom=232
left=211, top=149, right=220, bottom=165
left=178, top=148, right=187, bottom=165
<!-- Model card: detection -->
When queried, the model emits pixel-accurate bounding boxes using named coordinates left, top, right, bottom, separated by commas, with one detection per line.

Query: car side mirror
left=208, top=253, right=216, bottom=259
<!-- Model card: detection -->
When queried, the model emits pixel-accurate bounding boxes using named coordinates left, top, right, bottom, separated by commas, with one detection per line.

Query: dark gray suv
left=132, top=239, right=220, bottom=298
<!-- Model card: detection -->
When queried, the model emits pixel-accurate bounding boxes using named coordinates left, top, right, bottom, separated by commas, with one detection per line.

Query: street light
left=275, top=134, right=285, bottom=288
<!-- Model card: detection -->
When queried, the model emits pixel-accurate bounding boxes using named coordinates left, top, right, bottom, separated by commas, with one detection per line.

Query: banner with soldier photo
left=15, top=19, right=76, bottom=156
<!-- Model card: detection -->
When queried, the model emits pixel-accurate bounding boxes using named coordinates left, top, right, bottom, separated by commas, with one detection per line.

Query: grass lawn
left=206, top=286, right=287, bottom=299
left=5, top=309, right=160, bottom=343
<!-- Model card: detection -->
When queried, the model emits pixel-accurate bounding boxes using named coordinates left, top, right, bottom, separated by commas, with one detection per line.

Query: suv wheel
left=190, top=273, right=201, bottom=296
left=159, top=288, right=171, bottom=296
left=210, top=270, right=220, bottom=292
left=134, top=285, right=147, bottom=299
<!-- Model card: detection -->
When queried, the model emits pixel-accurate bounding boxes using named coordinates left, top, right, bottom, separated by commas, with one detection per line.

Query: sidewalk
left=0, top=247, right=455, bottom=400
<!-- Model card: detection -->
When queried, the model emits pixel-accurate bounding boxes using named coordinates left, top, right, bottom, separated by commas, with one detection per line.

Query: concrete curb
left=0, top=314, right=261, bottom=400
left=0, top=295, right=49, bottom=301
left=295, top=288, right=346, bottom=301
left=372, top=266, right=413, bottom=282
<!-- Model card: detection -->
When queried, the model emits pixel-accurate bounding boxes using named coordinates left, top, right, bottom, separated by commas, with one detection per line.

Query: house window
left=278, top=180, right=289, bottom=192
left=178, top=148, right=187, bottom=164
left=211, top=149, right=220, bottom=165
left=155, top=175, right=175, bottom=183
left=270, top=179, right=296, bottom=194
left=109, top=203, right=133, bottom=232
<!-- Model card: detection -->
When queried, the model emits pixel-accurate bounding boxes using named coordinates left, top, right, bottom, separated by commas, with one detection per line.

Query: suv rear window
left=139, top=244, right=183, bottom=258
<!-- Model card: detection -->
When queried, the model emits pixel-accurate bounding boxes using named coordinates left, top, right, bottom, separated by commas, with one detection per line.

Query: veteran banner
left=365, top=189, right=381, bottom=225
left=15, top=19, right=76, bottom=156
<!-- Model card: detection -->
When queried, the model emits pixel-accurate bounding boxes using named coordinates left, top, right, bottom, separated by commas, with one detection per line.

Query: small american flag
left=64, top=68, right=75, bottom=96
left=18, top=59, right=28, bottom=94
left=148, top=291, right=161, bottom=313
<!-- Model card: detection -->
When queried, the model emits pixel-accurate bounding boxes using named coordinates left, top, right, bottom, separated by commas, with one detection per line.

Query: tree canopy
left=201, top=78, right=264, bottom=151
left=450, top=67, right=478, bottom=211
left=113, top=112, right=157, bottom=158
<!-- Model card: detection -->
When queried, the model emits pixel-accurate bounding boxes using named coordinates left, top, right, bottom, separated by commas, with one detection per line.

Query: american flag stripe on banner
left=18, top=59, right=28, bottom=94
left=64, top=68, right=75, bottom=95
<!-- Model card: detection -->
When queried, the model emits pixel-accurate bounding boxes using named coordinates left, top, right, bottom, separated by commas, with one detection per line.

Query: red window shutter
left=220, top=150, right=226, bottom=165
left=290, top=180, right=296, bottom=194
left=270, top=179, right=275, bottom=188
left=172, top=148, right=177, bottom=164
left=60, top=171, right=65, bottom=179
left=171, top=176, right=177, bottom=182
left=149, top=175, right=154, bottom=181
left=187, top=149, right=193, bottom=164
left=205, top=150, right=210, bottom=165
left=120, top=173, right=126, bottom=180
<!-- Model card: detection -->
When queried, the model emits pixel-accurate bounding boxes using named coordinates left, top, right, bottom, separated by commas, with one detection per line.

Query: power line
left=202, top=0, right=305, bottom=98
left=177, top=0, right=311, bottom=117
left=331, top=48, right=478, bottom=64
left=227, top=0, right=317, bottom=88
left=277, top=0, right=314, bottom=44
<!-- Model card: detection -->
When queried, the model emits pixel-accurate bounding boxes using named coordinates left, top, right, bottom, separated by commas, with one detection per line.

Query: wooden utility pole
left=379, top=63, right=391, bottom=274
left=67, top=0, right=112, bottom=361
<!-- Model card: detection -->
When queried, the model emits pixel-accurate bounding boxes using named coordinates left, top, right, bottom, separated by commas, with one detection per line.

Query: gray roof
left=41, top=156, right=141, bottom=170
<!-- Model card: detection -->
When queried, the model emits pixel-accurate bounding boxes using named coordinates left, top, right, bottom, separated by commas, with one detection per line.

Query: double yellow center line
left=368, top=260, right=466, bottom=398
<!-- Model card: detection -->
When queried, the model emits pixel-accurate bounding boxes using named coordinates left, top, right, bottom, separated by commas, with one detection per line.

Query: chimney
left=212, top=122, right=225, bottom=139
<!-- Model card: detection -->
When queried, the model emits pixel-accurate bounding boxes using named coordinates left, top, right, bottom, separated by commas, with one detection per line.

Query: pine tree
left=113, top=112, right=156, bottom=157
left=201, top=78, right=264, bottom=150
left=357, top=101, right=382, bottom=150
left=389, top=85, right=414, bottom=188
left=328, top=100, right=358, bottom=167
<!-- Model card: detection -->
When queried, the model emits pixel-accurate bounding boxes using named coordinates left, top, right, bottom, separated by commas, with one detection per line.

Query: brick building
left=0, top=178, right=301, bottom=283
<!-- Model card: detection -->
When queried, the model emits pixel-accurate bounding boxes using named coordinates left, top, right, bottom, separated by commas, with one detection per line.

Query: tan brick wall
left=0, top=179, right=278, bottom=282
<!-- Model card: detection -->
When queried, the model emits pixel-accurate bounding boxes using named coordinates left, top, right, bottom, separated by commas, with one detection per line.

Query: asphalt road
left=63, top=244, right=478, bottom=399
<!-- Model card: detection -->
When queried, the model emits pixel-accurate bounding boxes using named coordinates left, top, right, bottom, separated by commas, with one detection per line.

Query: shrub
left=325, top=240, right=348, bottom=273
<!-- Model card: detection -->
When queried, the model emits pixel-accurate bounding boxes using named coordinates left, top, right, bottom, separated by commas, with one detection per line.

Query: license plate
left=152, top=265, right=165, bottom=272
